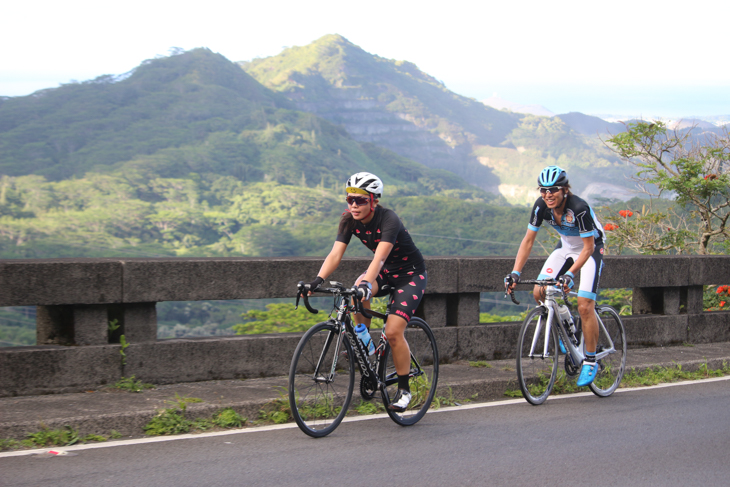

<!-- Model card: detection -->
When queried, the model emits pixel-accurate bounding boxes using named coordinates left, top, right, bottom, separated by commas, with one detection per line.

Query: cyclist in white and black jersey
left=505, top=166, right=605, bottom=387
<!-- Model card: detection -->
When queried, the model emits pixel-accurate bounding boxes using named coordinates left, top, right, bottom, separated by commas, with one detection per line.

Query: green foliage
left=119, top=335, right=129, bottom=366
left=166, top=393, right=203, bottom=411
left=144, top=408, right=193, bottom=436
left=233, top=303, right=324, bottom=334
left=0, top=438, right=21, bottom=451
left=480, top=313, right=523, bottom=323
left=604, top=121, right=730, bottom=254
left=704, top=285, right=730, bottom=311
left=597, top=289, right=633, bottom=315
left=354, top=399, right=385, bottom=415
left=257, top=389, right=292, bottom=424
left=468, top=360, right=492, bottom=368
left=25, top=425, right=80, bottom=447
left=504, top=361, right=730, bottom=398
left=620, top=361, right=730, bottom=387
left=111, top=376, right=155, bottom=392
left=212, top=408, right=246, bottom=428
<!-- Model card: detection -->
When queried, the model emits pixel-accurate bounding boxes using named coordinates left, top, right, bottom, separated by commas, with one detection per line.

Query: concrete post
left=72, top=305, right=109, bottom=345
left=121, top=303, right=158, bottom=343
left=682, top=286, right=704, bottom=314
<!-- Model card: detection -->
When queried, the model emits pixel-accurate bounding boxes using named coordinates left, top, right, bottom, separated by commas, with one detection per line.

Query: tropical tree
left=602, top=121, right=730, bottom=255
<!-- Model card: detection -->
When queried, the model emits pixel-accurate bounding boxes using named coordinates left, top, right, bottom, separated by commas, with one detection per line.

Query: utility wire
left=408, top=233, right=520, bottom=246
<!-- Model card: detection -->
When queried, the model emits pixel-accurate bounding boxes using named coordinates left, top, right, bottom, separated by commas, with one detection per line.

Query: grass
left=143, top=393, right=249, bottom=436
left=504, top=360, right=730, bottom=398
left=468, top=360, right=492, bottom=368
left=110, top=376, right=155, bottom=393
left=0, top=425, right=120, bottom=451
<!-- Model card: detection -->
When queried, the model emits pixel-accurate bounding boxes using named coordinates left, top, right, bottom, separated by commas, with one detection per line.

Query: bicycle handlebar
left=504, top=277, right=573, bottom=311
left=295, top=281, right=389, bottom=319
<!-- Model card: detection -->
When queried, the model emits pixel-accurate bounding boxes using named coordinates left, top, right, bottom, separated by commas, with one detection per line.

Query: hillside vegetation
left=241, top=35, right=632, bottom=203
left=0, top=48, right=540, bottom=260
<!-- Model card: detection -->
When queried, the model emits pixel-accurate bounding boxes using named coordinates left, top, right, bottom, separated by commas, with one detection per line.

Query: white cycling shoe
left=388, top=389, right=412, bottom=412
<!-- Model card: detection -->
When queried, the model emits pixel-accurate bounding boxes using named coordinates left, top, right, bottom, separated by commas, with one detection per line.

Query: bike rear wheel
left=516, top=307, right=559, bottom=405
left=289, top=321, right=355, bottom=437
left=380, top=317, right=439, bottom=426
left=589, top=306, right=627, bottom=397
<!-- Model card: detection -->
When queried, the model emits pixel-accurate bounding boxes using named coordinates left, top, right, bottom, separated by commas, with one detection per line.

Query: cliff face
left=242, top=35, right=521, bottom=193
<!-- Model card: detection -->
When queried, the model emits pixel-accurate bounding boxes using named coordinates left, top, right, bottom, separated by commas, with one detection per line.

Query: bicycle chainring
left=564, top=353, right=579, bottom=377
left=359, top=374, right=377, bottom=400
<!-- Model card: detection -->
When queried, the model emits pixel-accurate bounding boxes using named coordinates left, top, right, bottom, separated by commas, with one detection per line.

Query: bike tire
left=589, top=306, right=627, bottom=397
left=289, top=321, right=355, bottom=437
left=380, top=317, right=439, bottom=426
left=516, top=306, right=559, bottom=405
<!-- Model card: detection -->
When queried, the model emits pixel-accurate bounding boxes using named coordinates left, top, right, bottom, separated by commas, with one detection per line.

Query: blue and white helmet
left=537, top=166, right=569, bottom=187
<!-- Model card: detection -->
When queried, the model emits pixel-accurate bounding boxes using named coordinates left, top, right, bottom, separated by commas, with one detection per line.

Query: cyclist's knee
left=385, top=315, right=407, bottom=343
left=577, top=298, right=594, bottom=317
left=532, top=285, right=545, bottom=303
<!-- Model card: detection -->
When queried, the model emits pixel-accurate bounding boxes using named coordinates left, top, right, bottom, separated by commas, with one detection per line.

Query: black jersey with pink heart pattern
left=336, top=206, right=424, bottom=271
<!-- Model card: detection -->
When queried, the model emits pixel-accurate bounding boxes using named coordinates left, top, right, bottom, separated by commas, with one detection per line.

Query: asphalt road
left=3, top=378, right=730, bottom=487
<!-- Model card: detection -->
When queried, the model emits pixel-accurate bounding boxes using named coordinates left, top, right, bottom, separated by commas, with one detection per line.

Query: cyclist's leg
left=576, top=245, right=604, bottom=386
left=576, top=244, right=604, bottom=354
left=385, top=267, right=427, bottom=375
left=383, top=266, right=427, bottom=411
left=534, top=243, right=573, bottom=303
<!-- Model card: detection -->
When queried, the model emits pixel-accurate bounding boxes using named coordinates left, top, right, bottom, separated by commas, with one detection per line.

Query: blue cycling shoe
left=559, top=338, right=566, bottom=354
left=576, top=361, right=598, bottom=386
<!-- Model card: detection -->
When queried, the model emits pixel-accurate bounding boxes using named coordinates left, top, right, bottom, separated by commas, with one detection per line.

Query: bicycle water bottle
left=355, top=323, right=375, bottom=356
left=558, top=304, right=574, bottom=328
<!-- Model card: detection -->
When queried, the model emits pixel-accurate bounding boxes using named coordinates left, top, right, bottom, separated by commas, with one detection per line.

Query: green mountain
left=0, top=48, right=486, bottom=193
left=241, top=35, right=633, bottom=204
left=241, top=34, right=521, bottom=193
left=1, top=48, right=537, bottom=260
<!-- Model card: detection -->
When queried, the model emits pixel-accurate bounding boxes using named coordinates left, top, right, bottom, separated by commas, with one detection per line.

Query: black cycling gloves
left=504, top=271, right=521, bottom=288
left=357, top=281, right=372, bottom=301
left=305, top=276, right=324, bottom=292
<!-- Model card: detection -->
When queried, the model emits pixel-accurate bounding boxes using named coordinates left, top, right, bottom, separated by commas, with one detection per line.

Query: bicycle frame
left=517, top=281, right=618, bottom=366
left=297, top=282, right=424, bottom=393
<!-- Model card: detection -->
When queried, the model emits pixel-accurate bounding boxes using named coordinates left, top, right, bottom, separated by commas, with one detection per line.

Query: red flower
left=721, top=301, right=726, bottom=307
left=618, top=210, right=634, bottom=218
left=604, top=223, right=619, bottom=231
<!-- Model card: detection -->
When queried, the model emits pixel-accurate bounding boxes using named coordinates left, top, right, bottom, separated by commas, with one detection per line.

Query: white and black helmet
left=345, top=172, right=383, bottom=198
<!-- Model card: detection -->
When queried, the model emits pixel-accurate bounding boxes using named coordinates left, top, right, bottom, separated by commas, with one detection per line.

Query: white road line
left=2, top=375, right=729, bottom=459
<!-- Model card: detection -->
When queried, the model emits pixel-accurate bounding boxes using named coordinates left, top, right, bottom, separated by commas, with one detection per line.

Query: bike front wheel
left=516, top=307, right=559, bottom=405
left=589, top=306, right=627, bottom=397
left=289, top=321, right=355, bottom=437
left=380, top=317, right=439, bottom=426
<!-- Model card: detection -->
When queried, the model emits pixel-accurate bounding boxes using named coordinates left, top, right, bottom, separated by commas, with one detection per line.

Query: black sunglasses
left=346, top=195, right=370, bottom=206
left=539, top=186, right=563, bottom=195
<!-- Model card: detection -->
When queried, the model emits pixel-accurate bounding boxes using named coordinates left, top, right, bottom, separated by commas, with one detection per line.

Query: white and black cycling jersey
left=528, top=194, right=605, bottom=249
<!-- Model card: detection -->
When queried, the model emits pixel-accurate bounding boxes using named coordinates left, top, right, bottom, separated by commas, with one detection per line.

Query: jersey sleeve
left=379, top=209, right=401, bottom=245
left=574, top=201, right=598, bottom=238
left=335, top=228, right=353, bottom=245
left=528, top=198, right=545, bottom=232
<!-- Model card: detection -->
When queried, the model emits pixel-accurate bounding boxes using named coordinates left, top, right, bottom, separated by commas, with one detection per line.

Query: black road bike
left=289, top=281, right=439, bottom=437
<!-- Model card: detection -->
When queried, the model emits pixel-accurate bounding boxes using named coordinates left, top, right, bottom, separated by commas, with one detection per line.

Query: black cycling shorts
left=374, top=263, right=428, bottom=322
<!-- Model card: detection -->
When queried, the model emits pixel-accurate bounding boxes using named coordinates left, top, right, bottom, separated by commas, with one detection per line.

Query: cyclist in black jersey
left=505, top=166, right=605, bottom=387
left=303, top=172, right=427, bottom=411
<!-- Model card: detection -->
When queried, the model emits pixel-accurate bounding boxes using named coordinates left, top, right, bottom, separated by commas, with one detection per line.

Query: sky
left=2, top=0, right=728, bottom=119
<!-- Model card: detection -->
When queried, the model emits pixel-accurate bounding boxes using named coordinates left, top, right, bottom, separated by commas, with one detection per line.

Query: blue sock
left=585, top=351, right=596, bottom=363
